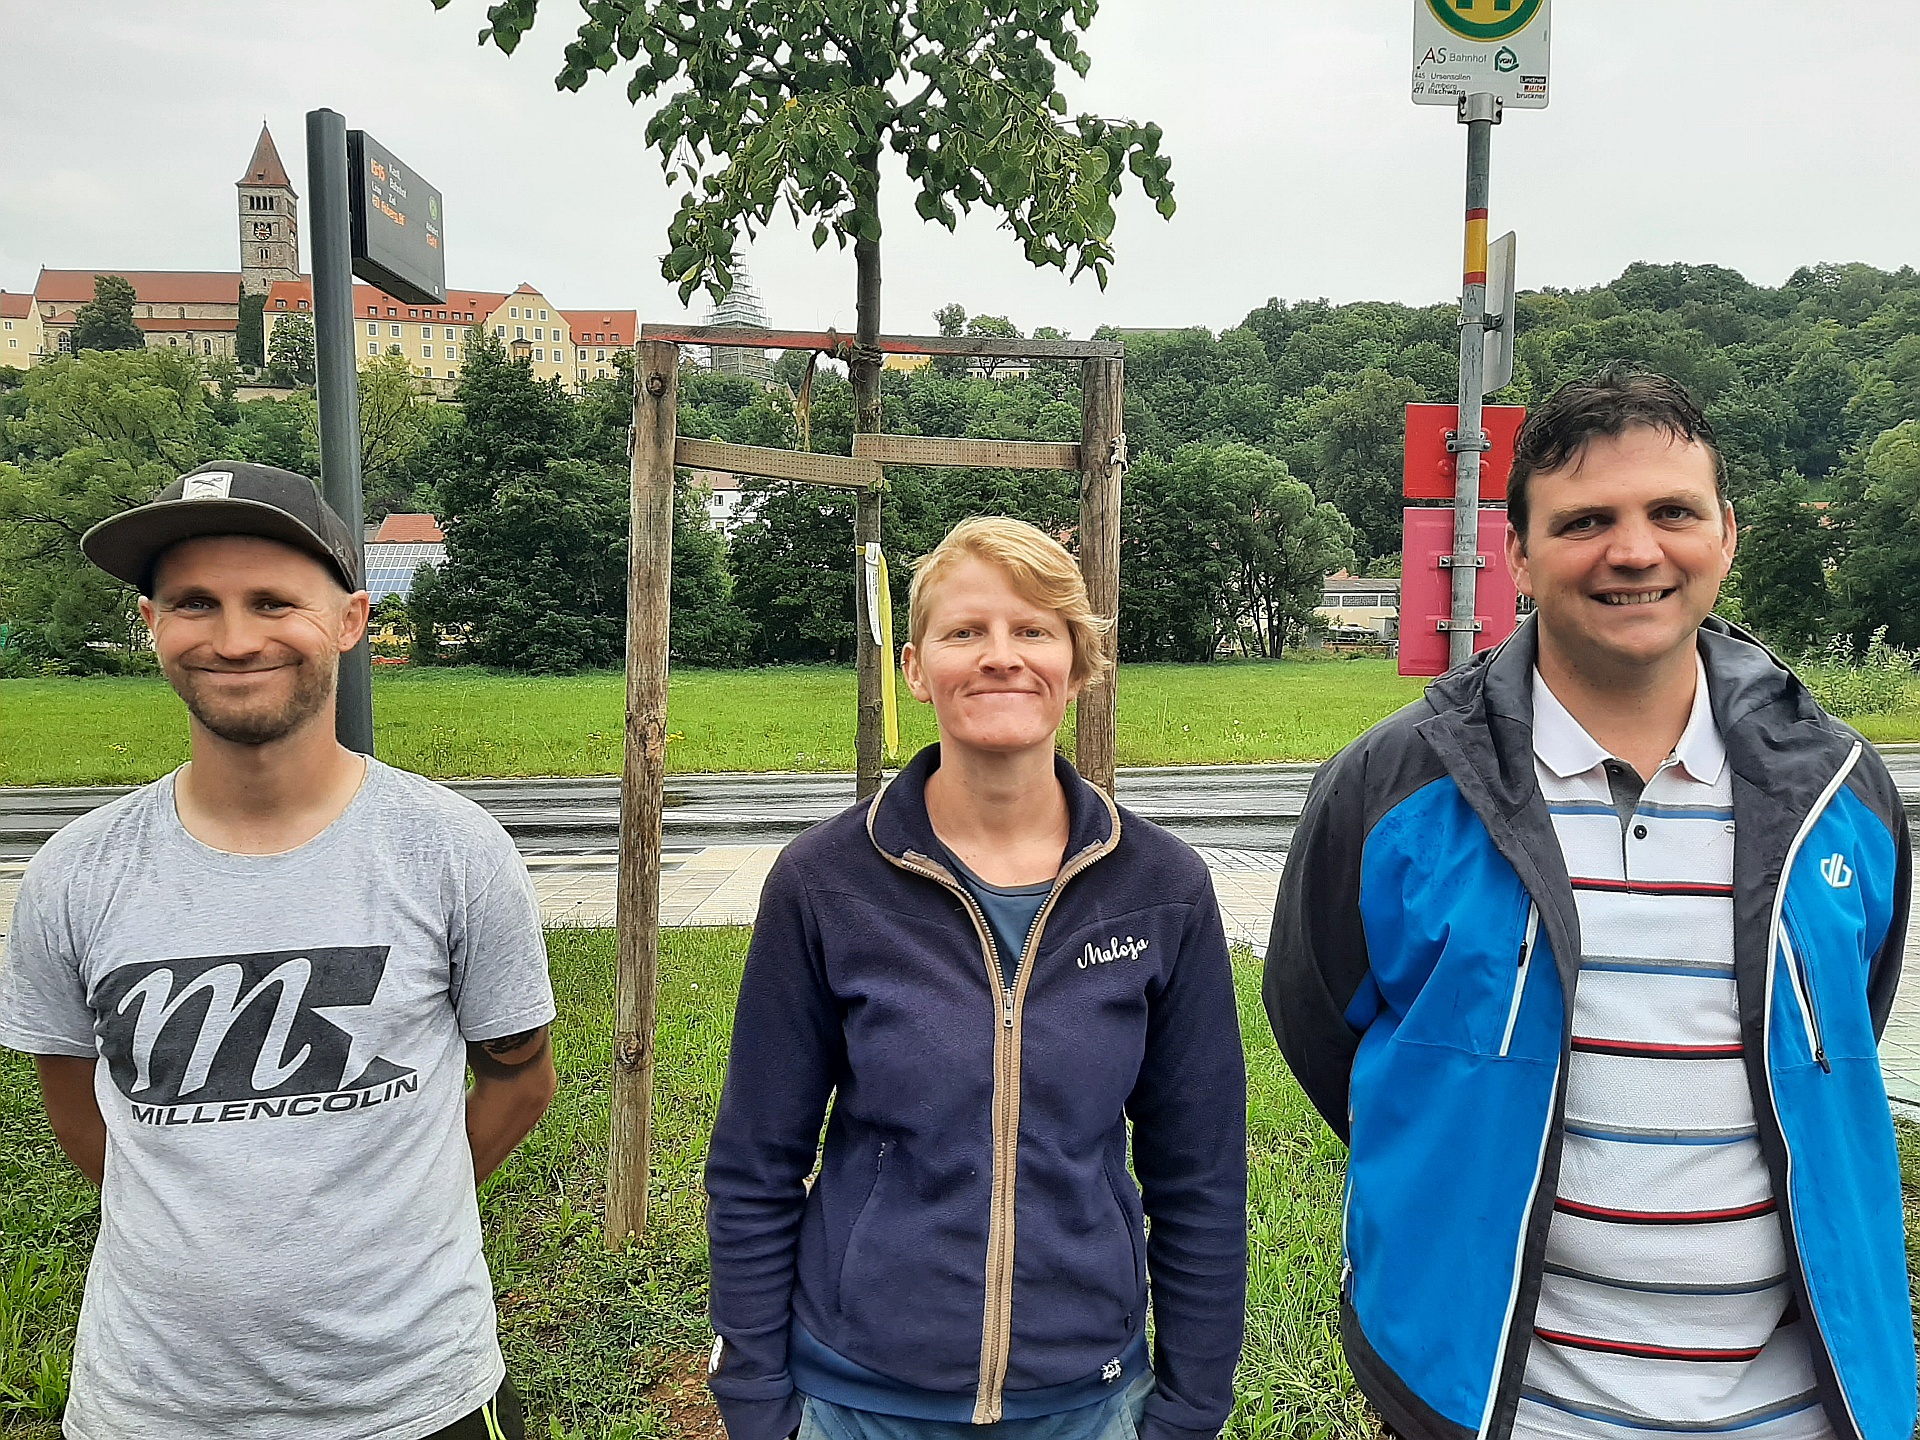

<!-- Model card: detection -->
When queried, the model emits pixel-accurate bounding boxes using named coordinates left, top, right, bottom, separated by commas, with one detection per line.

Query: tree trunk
left=853, top=147, right=885, bottom=800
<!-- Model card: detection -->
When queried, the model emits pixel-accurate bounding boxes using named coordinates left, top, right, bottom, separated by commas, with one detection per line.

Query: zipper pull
left=1003, top=990, right=1015, bottom=1028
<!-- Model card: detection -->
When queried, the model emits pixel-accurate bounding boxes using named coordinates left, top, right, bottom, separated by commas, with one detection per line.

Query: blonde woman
left=705, top=518, right=1247, bottom=1440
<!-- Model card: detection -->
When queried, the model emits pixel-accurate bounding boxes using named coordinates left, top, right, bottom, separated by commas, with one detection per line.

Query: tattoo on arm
left=468, top=1026, right=551, bottom=1079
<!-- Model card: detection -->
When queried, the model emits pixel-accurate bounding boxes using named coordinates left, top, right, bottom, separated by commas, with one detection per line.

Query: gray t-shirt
left=0, top=759, right=555, bottom=1440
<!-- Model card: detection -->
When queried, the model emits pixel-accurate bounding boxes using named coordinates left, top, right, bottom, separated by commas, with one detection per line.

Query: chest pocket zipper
left=1779, top=921, right=1831, bottom=1074
left=1499, top=902, right=1540, bottom=1058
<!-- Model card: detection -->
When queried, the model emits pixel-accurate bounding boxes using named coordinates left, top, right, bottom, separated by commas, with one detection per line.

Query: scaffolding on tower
left=705, top=269, right=774, bottom=382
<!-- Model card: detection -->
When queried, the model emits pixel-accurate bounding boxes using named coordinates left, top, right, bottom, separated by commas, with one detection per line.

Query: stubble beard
left=175, top=649, right=338, bottom=746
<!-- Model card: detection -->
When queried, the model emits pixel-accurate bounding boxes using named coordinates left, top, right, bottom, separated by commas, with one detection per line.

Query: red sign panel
left=1398, top=508, right=1520, bottom=677
left=1403, top=403, right=1527, bottom=500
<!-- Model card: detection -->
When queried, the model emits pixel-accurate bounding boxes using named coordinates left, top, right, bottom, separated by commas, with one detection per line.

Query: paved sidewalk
left=5, top=847, right=1916, bottom=1107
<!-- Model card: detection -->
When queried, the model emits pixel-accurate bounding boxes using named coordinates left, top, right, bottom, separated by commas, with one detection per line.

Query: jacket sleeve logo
left=91, top=946, right=416, bottom=1124
left=1819, top=852, right=1854, bottom=889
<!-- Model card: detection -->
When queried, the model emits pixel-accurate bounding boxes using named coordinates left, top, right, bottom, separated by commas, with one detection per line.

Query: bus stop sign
left=346, top=131, right=446, bottom=305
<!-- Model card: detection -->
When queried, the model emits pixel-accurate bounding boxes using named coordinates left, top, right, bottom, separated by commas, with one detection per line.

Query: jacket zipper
left=1498, top=902, right=1540, bottom=1059
left=875, top=824, right=1119, bottom=1424
left=1760, top=741, right=1864, bottom=1440
left=1778, top=922, right=1830, bottom=1074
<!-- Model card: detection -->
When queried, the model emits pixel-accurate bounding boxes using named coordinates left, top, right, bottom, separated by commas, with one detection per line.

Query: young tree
left=71, top=275, right=145, bottom=354
left=266, top=313, right=317, bottom=386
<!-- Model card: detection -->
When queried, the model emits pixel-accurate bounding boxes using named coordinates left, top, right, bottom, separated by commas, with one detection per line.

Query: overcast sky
left=3, top=1, right=1917, bottom=338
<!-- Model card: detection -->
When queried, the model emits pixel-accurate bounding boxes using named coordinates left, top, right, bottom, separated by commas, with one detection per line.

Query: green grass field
left=4, top=928, right=1918, bottom=1439
left=6, top=660, right=1919, bottom=789
left=0, top=660, right=1440, bottom=786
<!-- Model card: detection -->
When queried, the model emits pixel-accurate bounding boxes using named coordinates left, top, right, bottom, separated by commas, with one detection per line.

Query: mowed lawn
left=0, top=660, right=1437, bottom=786
left=1, top=930, right=1367, bottom=1440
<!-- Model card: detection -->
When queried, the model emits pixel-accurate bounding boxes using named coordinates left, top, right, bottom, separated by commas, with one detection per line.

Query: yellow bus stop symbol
left=1424, top=0, right=1543, bottom=43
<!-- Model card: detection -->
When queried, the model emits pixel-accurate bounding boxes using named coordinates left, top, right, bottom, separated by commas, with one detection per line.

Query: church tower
left=237, top=124, right=301, bottom=295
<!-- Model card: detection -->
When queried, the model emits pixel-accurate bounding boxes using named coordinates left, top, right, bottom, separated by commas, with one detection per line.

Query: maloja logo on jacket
left=1080, top=935, right=1150, bottom=969
left=91, top=946, right=418, bottom=1124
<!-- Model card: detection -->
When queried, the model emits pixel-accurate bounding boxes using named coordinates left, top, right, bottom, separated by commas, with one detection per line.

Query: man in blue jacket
left=1266, top=370, right=1912, bottom=1440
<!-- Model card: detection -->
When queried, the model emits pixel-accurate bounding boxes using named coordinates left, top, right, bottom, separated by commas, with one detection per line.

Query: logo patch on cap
left=182, top=472, right=234, bottom=500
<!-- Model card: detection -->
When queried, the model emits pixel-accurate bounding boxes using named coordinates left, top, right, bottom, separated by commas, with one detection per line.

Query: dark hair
left=1507, top=367, right=1725, bottom=539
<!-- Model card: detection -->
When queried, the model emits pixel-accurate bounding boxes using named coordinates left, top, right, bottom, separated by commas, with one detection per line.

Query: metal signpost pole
left=306, top=107, right=375, bottom=754
left=1446, top=92, right=1499, bottom=670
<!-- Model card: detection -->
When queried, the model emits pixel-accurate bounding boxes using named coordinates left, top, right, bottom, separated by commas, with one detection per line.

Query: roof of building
left=559, top=310, right=637, bottom=344
left=0, top=292, right=31, bottom=319
left=138, top=316, right=238, bottom=333
left=35, top=269, right=242, bottom=306
left=237, top=123, right=296, bottom=193
left=1322, top=572, right=1402, bottom=593
left=265, top=279, right=507, bottom=317
left=373, top=513, right=446, bottom=543
left=513, top=282, right=542, bottom=295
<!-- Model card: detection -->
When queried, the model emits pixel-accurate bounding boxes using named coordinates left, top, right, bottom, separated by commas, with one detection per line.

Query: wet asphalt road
left=5, top=753, right=1920, bottom=864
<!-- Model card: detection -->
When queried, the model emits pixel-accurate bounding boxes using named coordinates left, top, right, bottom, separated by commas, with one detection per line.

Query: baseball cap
left=81, top=461, right=363, bottom=596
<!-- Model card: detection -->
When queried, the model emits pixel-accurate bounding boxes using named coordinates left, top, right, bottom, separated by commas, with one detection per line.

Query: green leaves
left=433, top=0, right=1175, bottom=303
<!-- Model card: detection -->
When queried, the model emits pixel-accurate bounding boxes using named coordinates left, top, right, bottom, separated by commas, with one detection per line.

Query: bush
left=1800, top=628, right=1917, bottom=718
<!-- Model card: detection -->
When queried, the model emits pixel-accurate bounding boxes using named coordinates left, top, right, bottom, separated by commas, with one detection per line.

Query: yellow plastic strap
left=877, top=550, right=899, bottom=759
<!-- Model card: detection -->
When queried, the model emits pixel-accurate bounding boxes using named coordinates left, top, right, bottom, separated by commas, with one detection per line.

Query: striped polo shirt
left=1514, top=660, right=1833, bottom=1440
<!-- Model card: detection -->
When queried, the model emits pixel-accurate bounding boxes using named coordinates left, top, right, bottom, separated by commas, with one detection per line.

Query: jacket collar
left=867, top=743, right=1119, bottom=870
left=1422, top=613, right=1843, bottom=802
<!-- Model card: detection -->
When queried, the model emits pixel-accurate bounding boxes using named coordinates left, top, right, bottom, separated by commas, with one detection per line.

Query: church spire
left=236, top=123, right=296, bottom=195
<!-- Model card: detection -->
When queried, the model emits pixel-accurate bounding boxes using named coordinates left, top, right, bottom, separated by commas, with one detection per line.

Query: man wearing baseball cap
left=0, top=462, right=557, bottom=1440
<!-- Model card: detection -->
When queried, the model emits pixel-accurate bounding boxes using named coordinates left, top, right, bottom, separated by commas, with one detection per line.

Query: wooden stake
left=607, top=339, right=678, bottom=1246
left=1076, top=357, right=1124, bottom=795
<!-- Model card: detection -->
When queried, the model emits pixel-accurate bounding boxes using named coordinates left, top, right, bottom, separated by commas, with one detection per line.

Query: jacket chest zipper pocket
left=1498, top=902, right=1540, bottom=1058
left=1780, top=917, right=1830, bottom=1074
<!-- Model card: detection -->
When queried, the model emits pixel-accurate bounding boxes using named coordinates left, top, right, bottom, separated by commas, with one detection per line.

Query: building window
left=534, top=348, right=544, bottom=361
left=444, top=326, right=455, bottom=339
left=422, top=367, right=433, bottom=378
left=495, top=325, right=505, bottom=337
left=610, top=334, right=621, bottom=343
left=391, top=324, right=402, bottom=337
left=168, top=336, right=178, bottom=346
left=447, top=370, right=457, bottom=380
left=369, top=341, right=380, bottom=355
left=7, top=338, right=14, bottom=348
left=596, top=348, right=606, bottom=361
left=421, top=325, right=432, bottom=338
left=533, top=327, right=543, bottom=340
left=422, top=345, right=433, bottom=358
left=539, top=309, right=547, bottom=321
left=509, top=306, right=518, bottom=318
left=368, top=306, right=378, bottom=316
left=515, top=326, right=525, bottom=340
left=297, top=299, right=308, bottom=310
left=3, top=320, right=9, bottom=331
left=597, top=367, right=607, bottom=378
left=579, top=368, right=588, bottom=381
left=203, top=339, right=213, bottom=354
left=368, top=322, right=378, bottom=336
left=387, top=307, right=396, bottom=316
left=445, top=345, right=457, bottom=361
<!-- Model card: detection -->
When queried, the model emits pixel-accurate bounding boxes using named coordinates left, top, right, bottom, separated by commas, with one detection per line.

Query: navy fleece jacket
left=705, top=746, right=1247, bottom=1440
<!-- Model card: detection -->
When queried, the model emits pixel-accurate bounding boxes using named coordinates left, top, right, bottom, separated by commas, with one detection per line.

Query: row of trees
left=6, top=258, right=1920, bottom=674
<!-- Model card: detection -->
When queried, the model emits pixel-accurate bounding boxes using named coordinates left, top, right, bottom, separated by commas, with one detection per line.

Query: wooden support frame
left=606, top=331, right=1126, bottom=1244
left=852, top=435, right=1081, bottom=470
left=678, top=437, right=880, bottom=489
left=608, top=339, right=679, bottom=1247
left=642, top=322, right=1122, bottom=361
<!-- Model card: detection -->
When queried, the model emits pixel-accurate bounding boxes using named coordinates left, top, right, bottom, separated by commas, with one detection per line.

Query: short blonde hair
left=907, top=516, right=1114, bottom=690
